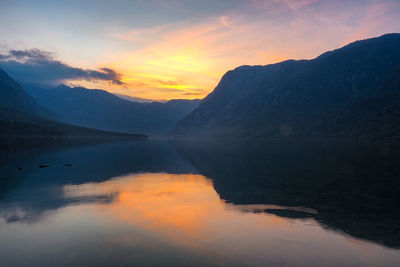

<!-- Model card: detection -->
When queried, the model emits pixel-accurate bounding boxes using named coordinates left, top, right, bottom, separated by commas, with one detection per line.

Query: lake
left=1, top=139, right=400, bottom=266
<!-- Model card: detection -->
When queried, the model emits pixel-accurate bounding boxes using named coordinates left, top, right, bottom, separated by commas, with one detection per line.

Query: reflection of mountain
left=1, top=140, right=400, bottom=249
left=0, top=140, right=197, bottom=222
left=174, top=140, right=400, bottom=248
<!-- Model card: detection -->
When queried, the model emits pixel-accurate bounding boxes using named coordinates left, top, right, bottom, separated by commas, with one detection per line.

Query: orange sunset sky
left=1, top=0, right=400, bottom=100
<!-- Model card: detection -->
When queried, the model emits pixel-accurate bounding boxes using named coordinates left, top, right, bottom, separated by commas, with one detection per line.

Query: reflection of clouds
left=63, top=173, right=217, bottom=238
left=1, top=170, right=400, bottom=266
left=0, top=207, right=33, bottom=223
left=56, top=171, right=400, bottom=266
left=61, top=172, right=321, bottom=244
left=228, top=204, right=318, bottom=215
left=0, top=187, right=116, bottom=224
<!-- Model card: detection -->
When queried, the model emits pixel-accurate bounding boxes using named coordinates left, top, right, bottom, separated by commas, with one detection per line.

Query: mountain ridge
left=0, top=68, right=147, bottom=139
left=172, top=33, right=400, bottom=138
left=26, top=84, right=200, bottom=136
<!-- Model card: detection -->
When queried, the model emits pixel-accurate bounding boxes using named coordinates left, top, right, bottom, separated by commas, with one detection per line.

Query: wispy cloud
left=0, top=49, right=125, bottom=85
left=108, top=0, right=398, bottom=99
left=1, top=0, right=399, bottom=100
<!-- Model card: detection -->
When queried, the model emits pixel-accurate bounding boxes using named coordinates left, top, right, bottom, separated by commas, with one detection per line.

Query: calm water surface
left=0, top=139, right=400, bottom=266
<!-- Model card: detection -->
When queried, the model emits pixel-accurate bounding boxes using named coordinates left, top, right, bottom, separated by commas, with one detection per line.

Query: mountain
left=172, top=33, right=400, bottom=138
left=26, top=84, right=200, bottom=136
left=115, top=93, right=160, bottom=103
left=0, top=69, right=48, bottom=116
left=0, top=69, right=146, bottom=139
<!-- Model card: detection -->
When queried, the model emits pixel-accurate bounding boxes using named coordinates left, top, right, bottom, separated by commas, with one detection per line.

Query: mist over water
left=1, top=139, right=400, bottom=266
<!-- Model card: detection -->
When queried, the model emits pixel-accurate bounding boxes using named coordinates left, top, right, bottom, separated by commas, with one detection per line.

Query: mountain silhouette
left=172, top=33, right=400, bottom=138
left=0, top=69, right=48, bottom=116
left=27, top=84, right=200, bottom=136
left=0, top=69, right=146, bottom=138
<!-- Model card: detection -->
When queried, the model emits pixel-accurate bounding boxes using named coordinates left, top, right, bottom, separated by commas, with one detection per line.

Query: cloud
left=283, top=0, right=320, bottom=12
left=0, top=49, right=125, bottom=85
left=106, top=0, right=400, bottom=101
left=156, top=79, right=182, bottom=86
left=2, top=0, right=397, bottom=100
left=183, top=92, right=203, bottom=96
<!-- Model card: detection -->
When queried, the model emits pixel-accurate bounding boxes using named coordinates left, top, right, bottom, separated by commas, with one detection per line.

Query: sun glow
left=32, top=0, right=399, bottom=101
left=106, top=34, right=225, bottom=100
left=63, top=172, right=307, bottom=245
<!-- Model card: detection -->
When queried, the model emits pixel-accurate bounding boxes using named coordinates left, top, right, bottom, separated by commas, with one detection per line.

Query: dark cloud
left=0, top=49, right=125, bottom=85
left=7, top=49, right=54, bottom=61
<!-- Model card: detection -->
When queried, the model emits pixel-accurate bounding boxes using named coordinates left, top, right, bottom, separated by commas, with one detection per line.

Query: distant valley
left=1, top=34, right=400, bottom=139
left=0, top=67, right=199, bottom=137
left=26, top=84, right=200, bottom=136
left=0, top=69, right=146, bottom=138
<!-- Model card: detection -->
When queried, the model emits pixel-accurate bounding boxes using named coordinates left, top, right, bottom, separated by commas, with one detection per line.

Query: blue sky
left=1, top=0, right=399, bottom=100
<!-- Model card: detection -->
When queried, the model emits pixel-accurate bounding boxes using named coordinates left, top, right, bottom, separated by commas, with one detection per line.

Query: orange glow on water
left=18, top=171, right=399, bottom=265
left=63, top=173, right=304, bottom=243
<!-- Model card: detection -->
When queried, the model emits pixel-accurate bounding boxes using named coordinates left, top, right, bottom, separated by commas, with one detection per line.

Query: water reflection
left=64, top=173, right=216, bottom=237
left=174, top=140, right=400, bottom=249
left=0, top=139, right=400, bottom=266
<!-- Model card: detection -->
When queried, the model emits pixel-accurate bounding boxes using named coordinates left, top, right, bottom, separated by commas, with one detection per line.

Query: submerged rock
left=38, top=165, right=51, bottom=168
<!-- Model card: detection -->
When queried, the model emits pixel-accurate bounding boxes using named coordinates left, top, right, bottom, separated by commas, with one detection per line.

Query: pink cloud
left=99, top=0, right=400, bottom=100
